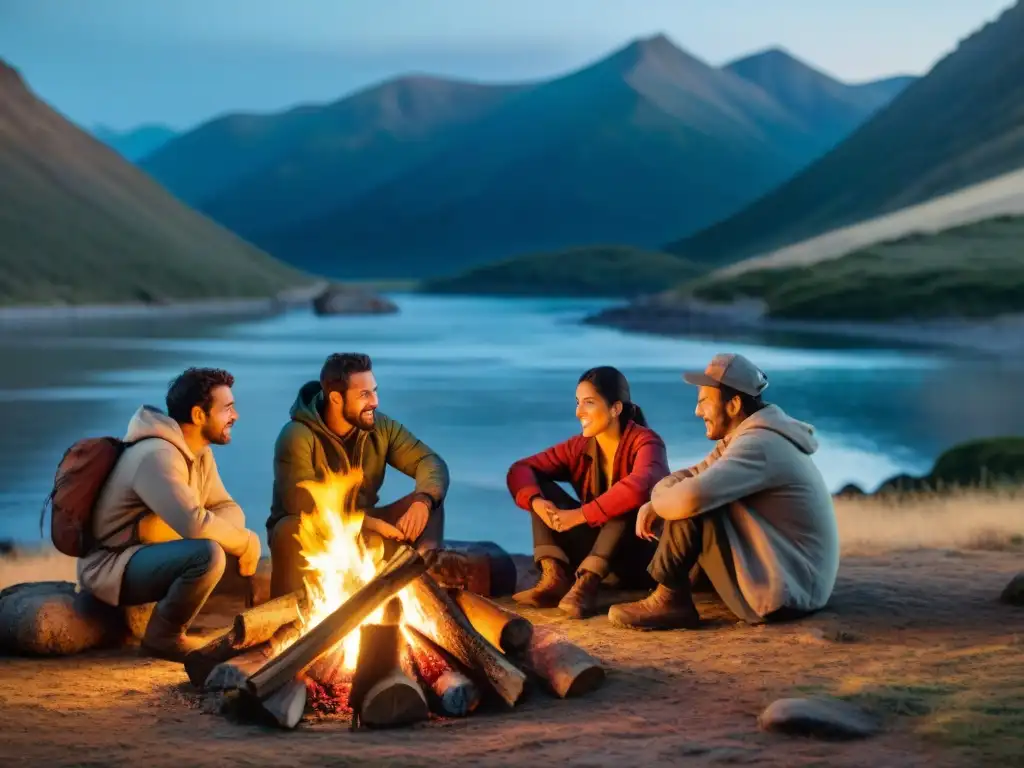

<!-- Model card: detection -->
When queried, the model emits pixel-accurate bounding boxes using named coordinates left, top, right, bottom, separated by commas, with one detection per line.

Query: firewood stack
left=183, top=544, right=605, bottom=730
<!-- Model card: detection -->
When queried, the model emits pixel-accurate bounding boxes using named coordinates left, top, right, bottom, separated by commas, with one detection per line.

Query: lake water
left=3, top=294, right=1023, bottom=554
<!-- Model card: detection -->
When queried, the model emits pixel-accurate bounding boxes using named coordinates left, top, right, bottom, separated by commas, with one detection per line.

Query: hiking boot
left=141, top=610, right=208, bottom=662
left=607, top=584, right=701, bottom=630
left=558, top=570, right=602, bottom=619
left=513, top=558, right=571, bottom=608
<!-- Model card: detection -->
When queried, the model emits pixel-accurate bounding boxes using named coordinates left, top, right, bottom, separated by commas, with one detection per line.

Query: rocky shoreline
left=583, top=296, right=1024, bottom=358
left=0, top=281, right=399, bottom=325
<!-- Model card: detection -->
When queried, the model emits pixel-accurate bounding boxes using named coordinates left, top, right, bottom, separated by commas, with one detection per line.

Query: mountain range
left=0, top=61, right=310, bottom=307
left=92, top=123, right=178, bottom=161
left=666, top=0, right=1024, bottom=266
left=142, top=35, right=913, bottom=279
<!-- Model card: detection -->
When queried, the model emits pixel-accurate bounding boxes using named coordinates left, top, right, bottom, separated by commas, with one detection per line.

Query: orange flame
left=295, top=467, right=387, bottom=670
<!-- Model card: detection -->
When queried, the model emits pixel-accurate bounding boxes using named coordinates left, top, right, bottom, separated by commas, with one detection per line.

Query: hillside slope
left=666, top=1, right=1024, bottom=266
left=0, top=61, right=310, bottom=307
left=724, top=48, right=914, bottom=149
left=420, top=245, right=704, bottom=297
left=686, top=214, right=1024, bottom=321
left=144, top=76, right=528, bottom=235
left=259, top=35, right=833, bottom=279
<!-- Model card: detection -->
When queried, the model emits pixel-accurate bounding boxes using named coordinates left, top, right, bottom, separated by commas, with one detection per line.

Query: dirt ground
left=4, top=491, right=1024, bottom=767
left=0, top=546, right=1021, bottom=768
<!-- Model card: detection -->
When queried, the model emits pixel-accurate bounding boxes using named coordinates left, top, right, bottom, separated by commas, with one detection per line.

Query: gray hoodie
left=651, top=404, right=840, bottom=617
left=77, top=406, right=249, bottom=606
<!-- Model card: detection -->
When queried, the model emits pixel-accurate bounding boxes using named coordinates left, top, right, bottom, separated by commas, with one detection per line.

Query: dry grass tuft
left=836, top=488, right=1024, bottom=556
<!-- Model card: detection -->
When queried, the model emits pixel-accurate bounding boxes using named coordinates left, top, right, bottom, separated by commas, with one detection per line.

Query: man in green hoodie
left=267, top=353, right=449, bottom=598
left=608, top=353, right=840, bottom=630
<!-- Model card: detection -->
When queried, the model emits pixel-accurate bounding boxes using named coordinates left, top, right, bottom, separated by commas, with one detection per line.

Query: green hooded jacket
left=267, top=381, right=449, bottom=531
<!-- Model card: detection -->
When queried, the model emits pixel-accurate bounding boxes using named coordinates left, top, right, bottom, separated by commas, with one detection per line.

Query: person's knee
left=417, top=504, right=445, bottom=551
left=194, top=540, right=227, bottom=581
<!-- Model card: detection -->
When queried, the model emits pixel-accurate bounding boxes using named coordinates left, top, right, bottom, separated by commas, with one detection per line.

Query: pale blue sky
left=0, top=0, right=1013, bottom=130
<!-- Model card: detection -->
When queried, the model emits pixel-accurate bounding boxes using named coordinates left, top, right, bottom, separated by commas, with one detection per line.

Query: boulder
left=312, top=285, right=398, bottom=316
left=758, top=697, right=880, bottom=740
left=1000, top=573, right=1024, bottom=606
left=0, top=581, right=125, bottom=656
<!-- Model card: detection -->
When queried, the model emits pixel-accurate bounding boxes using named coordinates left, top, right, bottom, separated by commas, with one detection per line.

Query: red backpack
left=40, top=436, right=148, bottom=557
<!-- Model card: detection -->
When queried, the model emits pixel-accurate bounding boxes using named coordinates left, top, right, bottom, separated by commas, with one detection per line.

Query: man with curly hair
left=268, top=353, right=449, bottom=598
left=78, top=368, right=262, bottom=661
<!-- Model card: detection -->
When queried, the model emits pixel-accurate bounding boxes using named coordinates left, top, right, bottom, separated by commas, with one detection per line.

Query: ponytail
left=625, top=402, right=648, bottom=428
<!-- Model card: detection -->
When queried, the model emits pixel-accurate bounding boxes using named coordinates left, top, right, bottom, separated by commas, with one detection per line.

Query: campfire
left=182, top=469, right=605, bottom=730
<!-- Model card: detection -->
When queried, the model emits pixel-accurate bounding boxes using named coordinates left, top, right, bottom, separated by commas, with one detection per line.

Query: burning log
left=245, top=544, right=427, bottom=701
left=403, top=575, right=526, bottom=707
left=306, top=646, right=348, bottom=686
left=518, top=625, right=605, bottom=698
left=351, top=623, right=428, bottom=728
left=184, top=592, right=304, bottom=687
left=204, top=622, right=302, bottom=691
left=453, top=590, right=532, bottom=654
left=402, top=625, right=480, bottom=717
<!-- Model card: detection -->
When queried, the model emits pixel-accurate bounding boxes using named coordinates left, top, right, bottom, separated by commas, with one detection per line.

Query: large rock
left=1000, top=573, right=1024, bottom=605
left=758, top=697, right=880, bottom=740
left=312, top=284, right=398, bottom=316
left=0, top=581, right=125, bottom=656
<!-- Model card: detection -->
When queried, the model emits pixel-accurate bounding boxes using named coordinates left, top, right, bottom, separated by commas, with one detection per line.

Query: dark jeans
left=531, top=480, right=654, bottom=588
left=268, top=493, right=445, bottom=599
left=119, top=539, right=228, bottom=630
left=648, top=510, right=774, bottom=624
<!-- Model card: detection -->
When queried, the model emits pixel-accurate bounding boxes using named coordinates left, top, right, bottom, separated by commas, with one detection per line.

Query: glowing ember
left=295, top=467, right=388, bottom=670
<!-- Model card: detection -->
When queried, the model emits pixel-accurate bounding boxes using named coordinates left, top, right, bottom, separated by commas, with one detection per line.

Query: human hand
left=531, top=497, right=559, bottom=529
left=362, top=515, right=406, bottom=541
left=635, top=502, right=660, bottom=541
left=238, top=531, right=262, bottom=577
left=396, top=500, right=430, bottom=542
left=550, top=507, right=587, bottom=532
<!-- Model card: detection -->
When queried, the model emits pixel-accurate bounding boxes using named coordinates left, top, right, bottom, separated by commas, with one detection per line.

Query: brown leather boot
left=558, top=570, right=602, bottom=619
left=607, top=584, right=701, bottom=630
left=140, top=611, right=209, bottom=662
left=513, top=558, right=571, bottom=608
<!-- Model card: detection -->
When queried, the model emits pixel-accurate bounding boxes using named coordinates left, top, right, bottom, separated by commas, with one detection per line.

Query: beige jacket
left=651, top=405, right=839, bottom=617
left=77, top=406, right=250, bottom=606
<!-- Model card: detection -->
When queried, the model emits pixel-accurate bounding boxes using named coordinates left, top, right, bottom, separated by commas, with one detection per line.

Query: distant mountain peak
left=599, top=32, right=710, bottom=79
left=725, top=46, right=839, bottom=84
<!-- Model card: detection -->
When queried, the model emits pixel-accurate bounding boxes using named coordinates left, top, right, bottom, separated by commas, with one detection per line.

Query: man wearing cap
left=608, top=353, right=840, bottom=630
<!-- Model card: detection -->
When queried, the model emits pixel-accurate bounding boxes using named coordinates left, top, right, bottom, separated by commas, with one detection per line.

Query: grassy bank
left=0, top=59, right=315, bottom=308
left=421, top=245, right=703, bottom=297
left=683, top=215, right=1024, bottom=321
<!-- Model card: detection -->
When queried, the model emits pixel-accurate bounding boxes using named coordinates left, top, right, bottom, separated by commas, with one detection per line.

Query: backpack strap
left=94, top=436, right=162, bottom=551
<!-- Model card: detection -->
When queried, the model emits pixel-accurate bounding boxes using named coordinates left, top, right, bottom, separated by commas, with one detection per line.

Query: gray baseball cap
left=682, top=353, right=769, bottom=397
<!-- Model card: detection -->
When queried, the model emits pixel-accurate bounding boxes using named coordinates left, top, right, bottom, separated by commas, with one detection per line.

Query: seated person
left=507, top=366, right=670, bottom=618
left=609, top=353, right=840, bottom=630
left=268, top=353, right=449, bottom=598
left=78, top=368, right=262, bottom=661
